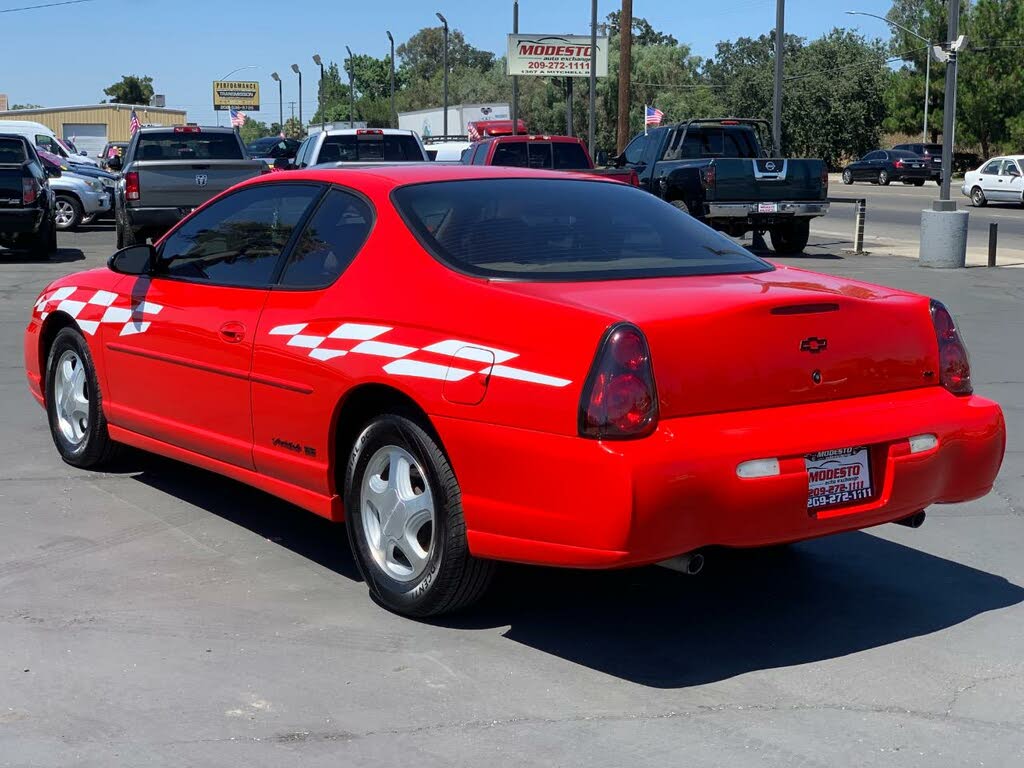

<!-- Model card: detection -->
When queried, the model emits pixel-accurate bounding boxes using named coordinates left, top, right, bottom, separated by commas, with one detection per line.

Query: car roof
left=485, top=135, right=586, bottom=144
left=262, top=164, right=606, bottom=187
left=137, top=125, right=235, bottom=133
left=322, top=128, right=417, bottom=136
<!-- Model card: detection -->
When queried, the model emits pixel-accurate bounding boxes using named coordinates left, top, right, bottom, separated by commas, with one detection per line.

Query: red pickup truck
left=462, top=135, right=639, bottom=186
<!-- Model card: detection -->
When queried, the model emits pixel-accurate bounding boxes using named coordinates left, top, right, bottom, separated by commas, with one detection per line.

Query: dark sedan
left=245, top=136, right=300, bottom=162
left=842, top=149, right=931, bottom=186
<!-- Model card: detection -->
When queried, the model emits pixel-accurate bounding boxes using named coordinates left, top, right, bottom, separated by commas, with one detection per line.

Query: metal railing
left=826, top=197, right=867, bottom=254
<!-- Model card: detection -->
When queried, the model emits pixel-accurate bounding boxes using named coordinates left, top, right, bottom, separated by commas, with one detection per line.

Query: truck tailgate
left=135, top=161, right=264, bottom=208
left=710, top=158, right=826, bottom=202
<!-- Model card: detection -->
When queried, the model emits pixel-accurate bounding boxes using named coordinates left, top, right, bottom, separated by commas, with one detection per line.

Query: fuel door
left=442, top=346, right=495, bottom=406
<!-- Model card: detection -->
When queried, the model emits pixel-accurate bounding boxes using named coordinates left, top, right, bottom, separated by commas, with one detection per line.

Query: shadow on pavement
left=122, top=452, right=1022, bottom=689
left=0, top=247, right=86, bottom=264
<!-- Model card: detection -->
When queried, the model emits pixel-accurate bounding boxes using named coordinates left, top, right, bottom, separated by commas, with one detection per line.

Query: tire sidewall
left=879, top=171, right=889, bottom=186
left=54, top=195, right=82, bottom=231
left=972, top=187, right=985, bottom=207
left=45, top=327, right=102, bottom=463
left=344, top=415, right=455, bottom=614
left=842, top=169, right=853, bottom=184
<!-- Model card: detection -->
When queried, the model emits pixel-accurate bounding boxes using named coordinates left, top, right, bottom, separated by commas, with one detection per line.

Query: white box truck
left=398, top=103, right=511, bottom=139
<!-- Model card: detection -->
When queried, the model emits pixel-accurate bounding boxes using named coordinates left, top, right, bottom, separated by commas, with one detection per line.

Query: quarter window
left=278, top=189, right=374, bottom=288
left=158, top=184, right=323, bottom=287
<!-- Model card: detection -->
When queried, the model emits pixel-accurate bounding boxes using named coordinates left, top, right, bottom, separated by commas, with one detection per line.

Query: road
left=1, top=225, right=1022, bottom=767
left=813, top=178, right=1024, bottom=265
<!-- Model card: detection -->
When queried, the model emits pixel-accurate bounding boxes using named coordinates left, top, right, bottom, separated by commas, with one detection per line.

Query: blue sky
left=3, top=0, right=894, bottom=126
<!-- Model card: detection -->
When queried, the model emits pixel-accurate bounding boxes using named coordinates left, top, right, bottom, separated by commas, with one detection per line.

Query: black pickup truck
left=0, top=134, right=57, bottom=257
left=612, top=119, right=829, bottom=254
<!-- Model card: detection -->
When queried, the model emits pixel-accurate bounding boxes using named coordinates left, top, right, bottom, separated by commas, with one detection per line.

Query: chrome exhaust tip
left=657, top=551, right=705, bottom=575
left=895, top=510, right=927, bottom=529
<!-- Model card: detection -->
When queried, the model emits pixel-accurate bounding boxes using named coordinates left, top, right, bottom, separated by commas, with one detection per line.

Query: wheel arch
left=37, top=311, right=82, bottom=398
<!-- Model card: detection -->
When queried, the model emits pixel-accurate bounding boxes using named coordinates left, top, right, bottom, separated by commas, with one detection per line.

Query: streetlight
left=386, top=31, right=396, bottom=128
left=270, top=72, right=283, bottom=134
left=345, top=46, right=356, bottom=128
left=436, top=12, right=449, bottom=137
left=847, top=10, right=931, bottom=143
left=290, top=63, right=303, bottom=131
left=313, top=54, right=325, bottom=132
left=216, top=64, right=256, bottom=126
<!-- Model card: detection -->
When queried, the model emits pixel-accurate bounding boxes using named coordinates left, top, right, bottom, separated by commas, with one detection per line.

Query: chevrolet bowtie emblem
left=800, top=337, right=827, bottom=354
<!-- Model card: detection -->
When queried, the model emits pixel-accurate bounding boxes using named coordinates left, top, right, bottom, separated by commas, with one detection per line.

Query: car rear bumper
left=706, top=201, right=829, bottom=220
left=438, top=387, right=1005, bottom=568
left=0, top=207, right=44, bottom=235
left=124, top=206, right=189, bottom=229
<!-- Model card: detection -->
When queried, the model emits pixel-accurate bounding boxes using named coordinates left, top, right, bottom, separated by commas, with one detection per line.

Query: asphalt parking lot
left=1, top=223, right=1022, bottom=767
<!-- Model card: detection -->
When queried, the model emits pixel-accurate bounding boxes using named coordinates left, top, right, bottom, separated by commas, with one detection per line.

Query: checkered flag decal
left=34, top=286, right=163, bottom=336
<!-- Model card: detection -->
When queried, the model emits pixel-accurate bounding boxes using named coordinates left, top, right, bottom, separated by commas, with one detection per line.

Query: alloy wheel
left=54, top=349, right=89, bottom=445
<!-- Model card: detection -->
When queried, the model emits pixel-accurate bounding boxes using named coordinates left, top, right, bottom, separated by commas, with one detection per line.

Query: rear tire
left=842, top=169, right=853, bottom=185
left=53, top=194, right=83, bottom=231
left=878, top=170, right=890, bottom=186
left=912, top=179, right=926, bottom=187
left=769, top=219, right=810, bottom=255
left=971, top=186, right=987, bottom=207
left=344, top=414, right=494, bottom=617
left=670, top=199, right=693, bottom=216
left=44, top=327, right=120, bottom=469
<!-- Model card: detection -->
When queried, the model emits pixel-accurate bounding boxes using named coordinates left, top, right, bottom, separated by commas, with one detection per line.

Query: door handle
left=219, top=321, right=246, bottom=343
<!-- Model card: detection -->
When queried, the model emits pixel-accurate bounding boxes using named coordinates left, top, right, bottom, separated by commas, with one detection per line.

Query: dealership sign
left=212, top=80, right=260, bottom=112
left=507, top=34, right=609, bottom=78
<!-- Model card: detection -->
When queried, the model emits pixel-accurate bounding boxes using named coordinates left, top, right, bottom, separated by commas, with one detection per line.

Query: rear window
left=491, top=141, right=591, bottom=170
left=923, top=144, right=943, bottom=155
left=665, top=127, right=761, bottom=160
left=136, top=131, right=243, bottom=161
left=891, top=150, right=920, bottom=159
left=0, top=138, right=27, bottom=164
left=317, top=134, right=424, bottom=163
left=392, top=178, right=771, bottom=281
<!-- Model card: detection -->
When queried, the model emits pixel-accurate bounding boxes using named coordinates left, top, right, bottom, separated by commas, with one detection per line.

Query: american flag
left=645, top=105, right=664, bottom=127
left=467, top=122, right=480, bottom=141
left=129, top=109, right=141, bottom=135
left=230, top=108, right=247, bottom=128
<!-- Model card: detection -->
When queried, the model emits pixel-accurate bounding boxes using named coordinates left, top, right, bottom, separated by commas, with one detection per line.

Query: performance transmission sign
left=507, top=34, right=609, bottom=78
left=212, top=81, right=260, bottom=112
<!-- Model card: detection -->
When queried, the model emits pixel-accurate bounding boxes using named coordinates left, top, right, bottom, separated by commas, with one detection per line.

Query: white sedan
left=962, top=155, right=1024, bottom=207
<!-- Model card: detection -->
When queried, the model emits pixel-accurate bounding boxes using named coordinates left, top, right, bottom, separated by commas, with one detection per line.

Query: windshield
left=136, top=131, right=244, bottom=160
left=318, top=134, right=424, bottom=163
left=393, top=178, right=771, bottom=281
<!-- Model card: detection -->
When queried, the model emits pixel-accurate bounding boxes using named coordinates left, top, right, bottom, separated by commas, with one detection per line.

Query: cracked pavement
left=1, top=225, right=1022, bottom=766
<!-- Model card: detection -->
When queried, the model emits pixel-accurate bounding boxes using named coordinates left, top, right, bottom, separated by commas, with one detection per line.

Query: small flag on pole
left=644, top=105, right=664, bottom=127
left=129, top=109, right=141, bottom=135
left=230, top=108, right=247, bottom=128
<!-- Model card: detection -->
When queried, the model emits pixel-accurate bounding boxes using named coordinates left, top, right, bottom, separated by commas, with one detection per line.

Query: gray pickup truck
left=109, top=126, right=265, bottom=246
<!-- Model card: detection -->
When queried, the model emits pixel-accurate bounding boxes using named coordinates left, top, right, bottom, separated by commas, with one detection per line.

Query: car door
left=1004, top=159, right=1024, bottom=203
left=855, top=151, right=878, bottom=180
left=619, top=132, right=652, bottom=190
left=101, top=182, right=325, bottom=468
left=250, top=186, right=375, bottom=497
left=978, top=159, right=1004, bottom=200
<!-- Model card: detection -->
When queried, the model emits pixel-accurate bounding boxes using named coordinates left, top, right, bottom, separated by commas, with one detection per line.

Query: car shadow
left=121, top=451, right=1022, bottom=688
left=0, top=247, right=85, bottom=264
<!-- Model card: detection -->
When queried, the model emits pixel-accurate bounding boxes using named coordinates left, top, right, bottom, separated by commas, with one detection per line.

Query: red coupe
left=24, top=165, right=1006, bottom=617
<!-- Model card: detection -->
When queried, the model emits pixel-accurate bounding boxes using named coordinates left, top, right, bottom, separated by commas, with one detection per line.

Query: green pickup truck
left=611, top=118, right=829, bottom=254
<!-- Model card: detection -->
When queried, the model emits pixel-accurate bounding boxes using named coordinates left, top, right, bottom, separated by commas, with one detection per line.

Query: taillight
left=702, top=164, right=716, bottom=190
left=579, top=324, right=658, bottom=439
left=22, top=178, right=38, bottom=205
left=821, top=164, right=829, bottom=194
left=930, top=300, right=972, bottom=395
left=125, top=171, right=140, bottom=201
left=895, top=159, right=904, bottom=169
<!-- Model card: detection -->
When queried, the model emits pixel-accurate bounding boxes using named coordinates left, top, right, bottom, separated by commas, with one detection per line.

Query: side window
left=294, top=136, right=313, bottom=168
left=492, top=142, right=528, bottom=167
left=1000, top=160, right=1020, bottom=176
left=158, top=184, right=323, bottom=287
left=864, top=151, right=882, bottom=161
left=980, top=161, right=1000, bottom=175
left=279, top=189, right=374, bottom=288
left=472, top=143, right=490, bottom=165
left=622, top=133, right=648, bottom=165
left=36, top=134, right=60, bottom=155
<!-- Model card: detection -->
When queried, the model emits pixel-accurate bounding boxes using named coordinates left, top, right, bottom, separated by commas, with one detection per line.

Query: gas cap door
left=442, top=346, right=495, bottom=406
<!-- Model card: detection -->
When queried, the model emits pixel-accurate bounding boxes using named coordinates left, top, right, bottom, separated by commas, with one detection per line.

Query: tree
left=606, top=12, right=678, bottom=46
left=102, top=75, right=154, bottom=105
left=397, top=27, right=495, bottom=82
left=10, top=103, right=42, bottom=110
left=238, top=118, right=270, bottom=145
left=282, top=117, right=305, bottom=139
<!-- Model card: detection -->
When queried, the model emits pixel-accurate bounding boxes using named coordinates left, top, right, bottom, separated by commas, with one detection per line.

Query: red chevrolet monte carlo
left=24, top=165, right=1005, bottom=617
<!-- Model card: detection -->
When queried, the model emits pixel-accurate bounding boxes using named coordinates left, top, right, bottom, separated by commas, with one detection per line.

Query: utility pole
left=437, top=13, right=449, bottom=137
left=939, top=0, right=960, bottom=203
left=588, top=0, right=597, bottom=158
left=288, top=101, right=296, bottom=120
left=566, top=78, right=574, bottom=136
left=772, top=0, right=784, bottom=156
left=512, top=1, right=519, bottom=135
left=387, top=31, right=396, bottom=128
left=616, top=0, right=632, bottom=155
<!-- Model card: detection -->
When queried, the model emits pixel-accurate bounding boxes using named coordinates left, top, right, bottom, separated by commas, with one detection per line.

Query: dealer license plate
left=805, top=447, right=873, bottom=510
left=757, top=202, right=779, bottom=213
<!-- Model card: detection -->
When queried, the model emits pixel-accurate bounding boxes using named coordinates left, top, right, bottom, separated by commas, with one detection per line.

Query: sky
left=1, top=0, right=896, bottom=126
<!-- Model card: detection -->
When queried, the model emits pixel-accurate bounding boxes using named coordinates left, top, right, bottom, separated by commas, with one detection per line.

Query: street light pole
left=436, top=13, right=449, bottom=137
left=588, top=0, right=596, bottom=158
left=290, top=64, right=303, bottom=131
left=313, top=54, right=325, bottom=132
left=386, top=31, right=396, bottom=128
left=270, top=72, right=283, bottom=134
left=345, top=46, right=356, bottom=128
left=939, top=0, right=959, bottom=204
left=846, top=10, right=931, bottom=143
left=772, top=0, right=784, bottom=157
left=511, top=1, right=519, bottom=136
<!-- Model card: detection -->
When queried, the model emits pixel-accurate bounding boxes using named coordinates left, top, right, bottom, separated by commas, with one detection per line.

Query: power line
left=0, top=0, right=96, bottom=12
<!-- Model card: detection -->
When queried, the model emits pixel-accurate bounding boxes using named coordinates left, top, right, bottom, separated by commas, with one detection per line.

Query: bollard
left=853, top=199, right=866, bottom=255
left=989, top=222, right=998, bottom=267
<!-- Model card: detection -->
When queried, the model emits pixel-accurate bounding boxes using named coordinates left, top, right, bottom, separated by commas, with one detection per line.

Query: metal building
left=0, top=103, right=188, bottom=157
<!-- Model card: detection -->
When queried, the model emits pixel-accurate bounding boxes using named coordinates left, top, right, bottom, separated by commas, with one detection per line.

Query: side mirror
left=45, top=164, right=62, bottom=179
left=106, top=155, right=123, bottom=171
left=273, top=157, right=292, bottom=171
left=108, top=244, right=156, bottom=275
left=610, top=153, right=625, bottom=167
left=595, top=150, right=609, bottom=167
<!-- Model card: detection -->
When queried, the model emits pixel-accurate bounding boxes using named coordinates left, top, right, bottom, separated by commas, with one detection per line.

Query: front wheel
left=769, top=219, right=810, bottom=255
left=842, top=169, right=853, bottom=185
left=345, top=414, right=494, bottom=617
left=44, top=327, right=120, bottom=468
left=53, top=195, right=83, bottom=231
left=878, top=170, right=890, bottom=186
left=971, top=186, right=987, bottom=207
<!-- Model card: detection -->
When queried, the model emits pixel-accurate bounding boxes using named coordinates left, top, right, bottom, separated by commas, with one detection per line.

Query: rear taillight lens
left=579, top=324, right=658, bottom=439
left=702, top=165, right=716, bottom=190
left=930, top=299, right=972, bottom=395
left=125, top=171, right=140, bottom=201
left=895, top=160, right=904, bottom=168
left=22, top=178, right=38, bottom=205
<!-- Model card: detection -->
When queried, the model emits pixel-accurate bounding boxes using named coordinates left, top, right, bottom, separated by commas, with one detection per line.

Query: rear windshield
left=136, top=131, right=243, bottom=161
left=393, top=178, right=771, bottom=281
left=0, top=138, right=27, bottom=164
left=491, top=141, right=591, bottom=170
left=891, top=150, right=921, bottom=159
left=664, top=127, right=761, bottom=160
left=318, top=134, right=424, bottom=163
